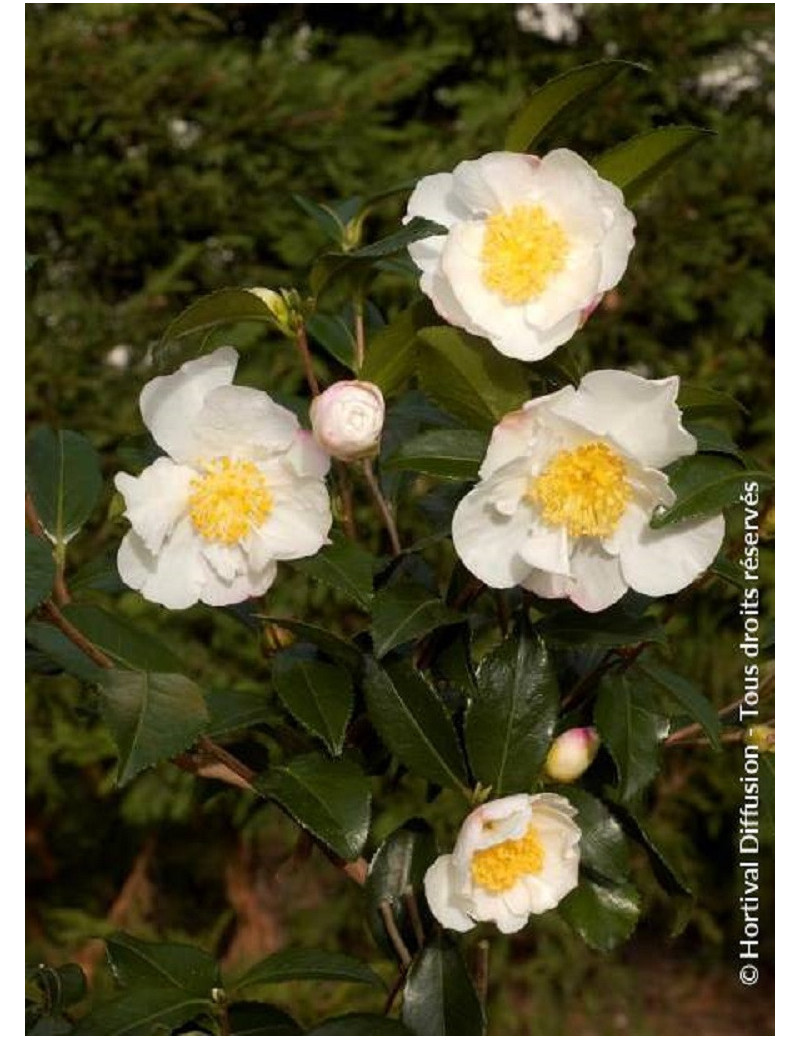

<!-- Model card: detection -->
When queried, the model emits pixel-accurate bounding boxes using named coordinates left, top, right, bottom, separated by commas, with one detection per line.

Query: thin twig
left=26, top=494, right=70, bottom=605
left=295, top=323, right=320, bottom=396
left=362, top=459, right=401, bottom=555
left=354, top=294, right=366, bottom=371
left=474, top=939, right=489, bottom=1006
left=42, top=600, right=112, bottom=668
left=379, top=900, right=412, bottom=968
left=384, top=970, right=407, bottom=1015
left=404, top=886, right=425, bottom=949
left=334, top=460, right=358, bottom=540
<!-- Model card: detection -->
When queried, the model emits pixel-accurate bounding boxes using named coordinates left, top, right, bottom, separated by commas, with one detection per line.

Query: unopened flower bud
left=544, top=727, right=600, bottom=783
left=748, top=724, right=774, bottom=753
left=262, top=623, right=296, bottom=656
left=310, top=380, right=385, bottom=462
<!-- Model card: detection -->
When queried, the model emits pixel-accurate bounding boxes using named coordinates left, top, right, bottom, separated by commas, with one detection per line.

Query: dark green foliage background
left=26, top=4, right=774, bottom=1034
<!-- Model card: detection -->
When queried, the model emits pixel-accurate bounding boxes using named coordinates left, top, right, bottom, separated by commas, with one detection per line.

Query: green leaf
left=465, top=627, right=559, bottom=795
left=258, top=752, right=371, bottom=861
left=99, top=670, right=209, bottom=785
left=289, top=535, right=378, bottom=609
left=537, top=605, right=666, bottom=649
left=759, top=753, right=775, bottom=843
left=652, top=455, right=772, bottom=528
left=202, top=687, right=275, bottom=737
left=26, top=427, right=102, bottom=547
left=363, top=659, right=468, bottom=791
left=371, top=583, right=464, bottom=658
left=559, top=879, right=640, bottom=952
left=416, top=326, right=530, bottom=431
left=385, top=429, right=489, bottom=481
left=505, top=60, right=643, bottom=152
left=28, top=1015, right=73, bottom=1035
left=635, top=658, right=722, bottom=750
left=360, top=300, right=434, bottom=396
left=233, top=948, right=383, bottom=992
left=61, top=604, right=183, bottom=672
left=293, top=194, right=347, bottom=245
left=79, top=988, right=213, bottom=1036
left=678, top=383, right=747, bottom=421
left=594, top=675, right=668, bottom=802
left=104, top=932, right=219, bottom=995
left=366, top=819, right=438, bottom=959
left=25, top=620, right=104, bottom=683
left=272, top=655, right=354, bottom=755
left=612, top=803, right=692, bottom=898
left=228, top=1001, right=303, bottom=1035
left=402, top=935, right=485, bottom=1036
left=306, top=313, right=356, bottom=369
left=684, top=422, right=745, bottom=462
left=29, top=962, right=87, bottom=1012
left=161, top=287, right=285, bottom=343
left=551, top=788, right=630, bottom=885
left=25, top=532, right=55, bottom=614
left=348, top=217, right=446, bottom=259
left=256, top=616, right=363, bottom=673
left=310, top=1014, right=413, bottom=1035
left=710, top=552, right=746, bottom=590
left=595, top=126, right=714, bottom=202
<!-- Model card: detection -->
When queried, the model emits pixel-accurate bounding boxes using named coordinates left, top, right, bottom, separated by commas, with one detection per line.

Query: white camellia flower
left=544, top=727, right=600, bottom=783
left=452, top=370, right=725, bottom=613
left=115, top=346, right=332, bottom=609
left=405, top=149, right=635, bottom=360
left=424, top=793, right=581, bottom=934
left=310, top=379, right=385, bottom=461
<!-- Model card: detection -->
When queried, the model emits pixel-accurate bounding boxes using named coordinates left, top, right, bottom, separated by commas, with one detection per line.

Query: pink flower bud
left=544, top=727, right=600, bottom=783
left=310, top=380, right=385, bottom=462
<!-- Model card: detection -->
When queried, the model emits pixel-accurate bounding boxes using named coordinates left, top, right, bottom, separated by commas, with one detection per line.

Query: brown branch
left=42, top=600, right=113, bottom=668
left=354, top=295, right=366, bottom=371
left=334, top=460, right=358, bottom=541
left=474, top=939, right=489, bottom=1006
left=294, top=323, right=320, bottom=396
left=404, top=886, right=425, bottom=949
left=379, top=900, right=412, bottom=968
left=26, top=494, right=70, bottom=605
left=362, top=459, right=401, bottom=555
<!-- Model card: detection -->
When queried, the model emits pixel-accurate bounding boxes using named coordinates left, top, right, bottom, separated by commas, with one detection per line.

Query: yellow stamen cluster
left=189, top=457, right=272, bottom=545
left=528, top=441, right=631, bottom=538
left=470, top=824, right=545, bottom=893
left=481, top=204, right=569, bottom=304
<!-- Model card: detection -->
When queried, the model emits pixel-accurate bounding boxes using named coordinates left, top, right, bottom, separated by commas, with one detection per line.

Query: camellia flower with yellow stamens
left=114, top=346, right=332, bottom=609
left=404, top=149, right=635, bottom=360
left=452, top=370, right=725, bottom=613
left=424, top=793, right=581, bottom=934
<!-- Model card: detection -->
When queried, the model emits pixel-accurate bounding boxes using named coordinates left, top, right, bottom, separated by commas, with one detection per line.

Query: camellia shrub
left=25, top=63, right=773, bottom=1035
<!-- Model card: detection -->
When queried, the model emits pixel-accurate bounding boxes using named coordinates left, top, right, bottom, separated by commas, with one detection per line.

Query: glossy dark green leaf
left=256, top=616, right=363, bottom=673
left=228, top=1001, right=303, bottom=1035
left=416, top=327, right=530, bottom=430
left=363, top=659, right=468, bottom=791
left=595, top=126, right=713, bottom=202
left=559, top=879, right=640, bottom=952
left=61, top=604, right=183, bottom=672
left=402, top=935, right=485, bottom=1036
left=26, top=427, right=102, bottom=546
left=537, top=606, right=666, bottom=649
left=202, top=687, right=275, bottom=737
left=348, top=217, right=446, bottom=259
left=310, top=1014, right=413, bottom=1035
left=25, top=531, right=55, bottom=614
left=69, top=551, right=124, bottom=594
left=289, top=535, right=378, bottom=609
left=505, top=60, right=643, bottom=152
left=105, top=932, right=219, bottom=994
left=652, top=454, right=772, bottom=528
left=371, top=583, right=464, bottom=658
left=258, top=752, right=371, bottom=860
left=710, top=552, right=746, bottom=590
left=161, top=287, right=285, bottom=343
left=594, top=676, right=668, bottom=802
left=366, top=819, right=438, bottom=958
left=293, top=194, right=346, bottom=245
left=684, top=422, right=745, bottom=462
left=612, top=804, right=693, bottom=898
left=385, top=429, right=489, bottom=481
left=466, top=628, right=559, bottom=795
left=677, top=383, right=747, bottom=421
left=29, top=962, right=87, bottom=1012
left=635, top=658, right=722, bottom=750
left=29, top=1014, right=73, bottom=1035
left=25, top=620, right=104, bottom=683
left=233, top=948, right=383, bottom=991
left=361, top=301, right=435, bottom=396
left=79, top=988, right=213, bottom=1036
left=99, top=670, right=209, bottom=785
left=272, top=655, right=354, bottom=755
left=306, top=312, right=356, bottom=369
left=551, top=787, right=629, bottom=885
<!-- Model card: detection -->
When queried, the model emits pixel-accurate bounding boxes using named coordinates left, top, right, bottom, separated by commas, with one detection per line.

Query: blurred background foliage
left=26, top=3, right=773, bottom=1034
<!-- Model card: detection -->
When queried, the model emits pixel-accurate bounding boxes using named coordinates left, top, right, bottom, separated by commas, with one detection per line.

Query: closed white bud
left=310, top=380, right=385, bottom=462
left=544, top=727, right=600, bottom=782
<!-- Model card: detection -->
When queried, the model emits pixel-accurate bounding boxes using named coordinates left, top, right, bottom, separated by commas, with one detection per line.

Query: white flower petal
left=452, top=152, right=540, bottom=214
left=199, top=557, right=277, bottom=607
left=451, top=473, right=535, bottom=589
left=117, top=520, right=206, bottom=610
left=140, top=346, right=238, bottom=463
left=408, top=235, right=447, bottom=276
left=285, top=429, right=331, bottom=479
left=200, top=540, right=246, bottom=582
left=405, top=172, right=471, bottom=227
left=620, top=513, right=725, bottom=597
left=551, top=370, right=696, bottom=469
left=568, top=541, right=628, bottom=613
left=253, top=471, right=332, bottom=562
left=115, top=458, right=195, bottom=554
left=520, top=520, right=571, bottom=576
left=522, top=568, right=572, bottom=600
left=423, top=855, right=475, bottom=933
left=479, top=409, right=536, bottom=478
left=191, top=384, right=299, bottom=462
